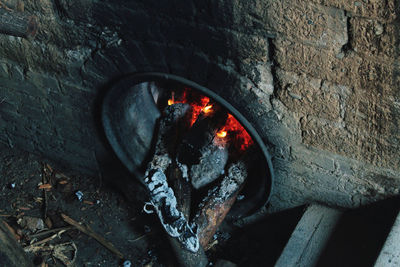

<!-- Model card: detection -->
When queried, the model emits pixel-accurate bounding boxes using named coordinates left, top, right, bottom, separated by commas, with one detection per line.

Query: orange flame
left=216, top=114, right=253, bottom=151
left=188, top=96, right=211, bottom=126
left=216, top=130, right=227, bottom=138
left=167, top=89, right=253, bottom=151
left=203, top=105, right=212, bottom=113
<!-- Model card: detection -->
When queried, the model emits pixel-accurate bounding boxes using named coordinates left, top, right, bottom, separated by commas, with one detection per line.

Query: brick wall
left=0, top=0, right=399, bottom=212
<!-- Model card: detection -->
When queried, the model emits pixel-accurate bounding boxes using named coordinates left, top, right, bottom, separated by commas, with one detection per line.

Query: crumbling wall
left=0, top=0, right=399, bottom=212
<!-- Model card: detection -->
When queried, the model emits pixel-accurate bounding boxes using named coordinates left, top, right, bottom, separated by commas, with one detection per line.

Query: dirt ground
left=0, top=144, right=176, bottom=266
left=0, top=144, right=301, bottom=267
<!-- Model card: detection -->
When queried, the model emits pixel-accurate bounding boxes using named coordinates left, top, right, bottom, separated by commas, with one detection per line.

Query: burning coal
left=168, top=88, right=253, bottom=151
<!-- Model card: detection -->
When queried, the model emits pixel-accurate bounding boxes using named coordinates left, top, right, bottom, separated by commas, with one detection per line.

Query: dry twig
left=24, top=229, right=67, bottom=252
left=28, top=226, right=74, bottom=239
left=60, top=213, right=123, bottom=258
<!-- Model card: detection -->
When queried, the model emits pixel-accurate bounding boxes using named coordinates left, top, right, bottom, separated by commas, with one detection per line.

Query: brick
left=276, top=0, right=348, bottom=52
left=0, top=109, right=21, bottom=123
left=0, top=61, right=8, bottom=78
left=350, top=17, right=400, bottom=62
left=273, top=37, right=398, bottom=90
left=25, top=71, right=60, bottom=93
left=344, top=93, right=400, bottom=139
left=9, top=65, right=24, bottom=81
left=212, top=0, right=347, bottom=50
left=0, top=77, right=48, bottom=99
left=310, top=0, right=397, bottom=22
left=300, top=116, right=400, bottom=168
left=276, top=69, right=346, bottom=121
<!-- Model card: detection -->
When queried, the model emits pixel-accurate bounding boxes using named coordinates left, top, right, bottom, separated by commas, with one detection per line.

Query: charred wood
left=167, top=165, right=208, bottom=267
left=177, top=109, right=227, bottom=166
left=144, top=169, right=199, bottom=252
left=194, top=161, right=247, bottom=248
left=147, top=103, right=190, bottom=172
left=189, top=140, right=229, bottom=189
left=144, top=103, right=200, bottom=253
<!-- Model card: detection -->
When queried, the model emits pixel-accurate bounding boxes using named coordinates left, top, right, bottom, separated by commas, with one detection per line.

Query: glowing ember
left=167, top=89, right=253, bottom=151
left=216, top=130, right=227, bottom=138
left=216, top=114, right=253, bottom=151
left=188, top=96, right=211, bottom=126
left=203, top=105, right=213, bottom=114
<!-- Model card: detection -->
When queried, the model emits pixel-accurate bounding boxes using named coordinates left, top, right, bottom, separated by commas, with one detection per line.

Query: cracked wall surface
left=0, top=0, right=399, bottom=213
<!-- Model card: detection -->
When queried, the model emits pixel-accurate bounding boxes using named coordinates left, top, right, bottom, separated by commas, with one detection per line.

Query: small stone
left=122, top=260, right=131, bottom=267
left=9, top=183, right=16, bottom=189
left=17, top=216, right=45, bottom=232
left=75, top=191, right=84, bottom=201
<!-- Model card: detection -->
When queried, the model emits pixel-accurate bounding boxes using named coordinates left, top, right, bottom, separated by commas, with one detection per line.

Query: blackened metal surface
left=101, top=72, right=274, bottom=218
left=102, top=80, right=160, bottom=177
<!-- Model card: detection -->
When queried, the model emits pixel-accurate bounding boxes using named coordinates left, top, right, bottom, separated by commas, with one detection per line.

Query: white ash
left=146, top=154, right=171, bottom=173
left=144, top=168, right=199, bottom=252
left=177, top=162, right=189, bottom=182
left=218, top=161, right=247, bottom=201
left=189, top=141, right=228, bottom=189
left=197, top=161, right=247, bottom=206
left=147, top=103, right=190, bottom=173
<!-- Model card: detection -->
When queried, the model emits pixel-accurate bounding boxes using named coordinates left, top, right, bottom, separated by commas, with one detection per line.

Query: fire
left=167, top=89, right=253, bottom=151
left=216, top=130, right=227, bottom=138
left=216, top=114, right=253, bottom=151
left=203, top=105, right=213, bottom=114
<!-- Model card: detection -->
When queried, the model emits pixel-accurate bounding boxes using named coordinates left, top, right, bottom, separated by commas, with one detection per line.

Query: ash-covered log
left=147, top=103, right=190, bottom=172
left=167, top=165, right=208, bottom=267
left=189, top=139, right=229, bottom=189
left=144, top=103, right=200, bottom=253
left=194, top=161, right=247, bottom=248
left=144, top=169, right=199, bottom=252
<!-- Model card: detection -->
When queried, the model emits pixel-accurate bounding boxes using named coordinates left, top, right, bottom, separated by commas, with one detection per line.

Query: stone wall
left=0, top=0, right=399, bottom=213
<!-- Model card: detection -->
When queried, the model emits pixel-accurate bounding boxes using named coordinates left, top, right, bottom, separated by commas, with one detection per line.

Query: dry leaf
left=38, top=184, right=52, bottom=190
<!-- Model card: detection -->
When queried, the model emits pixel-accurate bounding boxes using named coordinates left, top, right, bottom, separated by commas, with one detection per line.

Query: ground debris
left=17, top=216, right=45, bottom=232
left=61, top=213, right=124, bottom=259
left=0, top=147, right=149, bottom=266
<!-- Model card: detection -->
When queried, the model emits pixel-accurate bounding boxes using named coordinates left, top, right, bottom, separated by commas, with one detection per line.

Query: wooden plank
left=374, top=210, right=400, bottom=267
left=274, top=204, right=341, bottom=267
